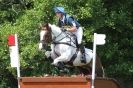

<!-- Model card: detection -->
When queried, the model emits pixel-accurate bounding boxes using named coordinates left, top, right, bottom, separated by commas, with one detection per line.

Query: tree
left=0, top=0, right=133, bottom=88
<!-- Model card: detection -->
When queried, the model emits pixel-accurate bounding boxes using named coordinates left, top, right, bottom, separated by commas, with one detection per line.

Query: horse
left=39, top=23, right=104, bottom=77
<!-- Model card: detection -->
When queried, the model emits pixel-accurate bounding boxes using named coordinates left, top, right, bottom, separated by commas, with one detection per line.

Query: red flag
left=8, top=35, right=15, bottom=46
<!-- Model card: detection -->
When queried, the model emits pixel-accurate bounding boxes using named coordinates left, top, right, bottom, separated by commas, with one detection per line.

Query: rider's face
left=56, top=12, right=62, bottom=19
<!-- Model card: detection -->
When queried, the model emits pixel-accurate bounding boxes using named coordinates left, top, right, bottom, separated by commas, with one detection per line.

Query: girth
left=66, top=52, right=77, bottom=66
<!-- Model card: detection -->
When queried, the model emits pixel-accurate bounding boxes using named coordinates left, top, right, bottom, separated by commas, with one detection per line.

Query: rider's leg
left=76, top=27, right=86, bottom=63
left=79, top=44, right=86, bottom=63
left=76, top=27, right=83, bottom=44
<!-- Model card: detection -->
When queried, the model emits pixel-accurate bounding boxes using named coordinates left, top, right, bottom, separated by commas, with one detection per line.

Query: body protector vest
left=57, top=14, right=80, bottom=28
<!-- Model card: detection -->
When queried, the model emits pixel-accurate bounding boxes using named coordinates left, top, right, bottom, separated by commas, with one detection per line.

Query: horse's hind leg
left=76, top=55, right=105, bottom=77
left=95, top=55, right=105, bottom=77
left=77, top=66, right=92, bottom=76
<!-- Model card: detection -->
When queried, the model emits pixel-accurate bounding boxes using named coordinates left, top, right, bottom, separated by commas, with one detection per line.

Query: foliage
left=0, top=0, right=133, bottom=87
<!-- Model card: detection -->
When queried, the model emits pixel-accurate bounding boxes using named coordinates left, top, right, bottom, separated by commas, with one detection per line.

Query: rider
left=54, top=6, right=86, bottom=63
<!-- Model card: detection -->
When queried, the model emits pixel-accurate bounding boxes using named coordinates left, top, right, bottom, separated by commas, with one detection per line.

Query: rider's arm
left=67, top=26, right=77, bottom=32
left=66, top=18, right=77, bottom=32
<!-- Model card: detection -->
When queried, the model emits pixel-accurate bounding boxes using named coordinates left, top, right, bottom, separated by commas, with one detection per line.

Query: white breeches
left=74, top=27, right=83, bottom=44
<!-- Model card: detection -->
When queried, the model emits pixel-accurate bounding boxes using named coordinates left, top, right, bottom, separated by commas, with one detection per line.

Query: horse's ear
left=46, top=23, right=50, bottom=30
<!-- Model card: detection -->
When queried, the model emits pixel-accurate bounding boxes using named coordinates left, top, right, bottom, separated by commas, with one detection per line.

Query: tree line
left=0, top=0, right=133, bottom=88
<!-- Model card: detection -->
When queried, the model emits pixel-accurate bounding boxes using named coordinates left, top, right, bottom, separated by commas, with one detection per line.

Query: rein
left=52, top=30, right=77, bottom=48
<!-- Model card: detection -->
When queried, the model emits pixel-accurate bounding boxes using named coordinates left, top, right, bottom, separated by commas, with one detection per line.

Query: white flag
left=94, top=33, right=106, bottom=45
left=8, top=34, right=19, bottom=67
left=9, top=46, right=19, bottom=67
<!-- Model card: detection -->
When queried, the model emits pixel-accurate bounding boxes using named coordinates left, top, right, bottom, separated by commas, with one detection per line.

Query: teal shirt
left=58, top=14, right=80, bottom=28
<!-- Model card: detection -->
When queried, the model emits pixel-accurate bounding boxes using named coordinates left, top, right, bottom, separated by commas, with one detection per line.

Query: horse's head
left=39, top=23, right=52, bottom=50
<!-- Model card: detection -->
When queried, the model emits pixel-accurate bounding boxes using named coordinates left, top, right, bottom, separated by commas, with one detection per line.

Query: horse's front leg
left=52, top=54, right=67, bottom=66
left=45, top=44, right=57, bottom=60
left=45, top=51, right=57, bottom=60
left=51, top=55, right=68, bottom=72
left=52, top=48, right=74, bottom=66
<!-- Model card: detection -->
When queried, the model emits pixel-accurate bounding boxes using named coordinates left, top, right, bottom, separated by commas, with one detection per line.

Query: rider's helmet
left=54, top=7, right=65, bottom=14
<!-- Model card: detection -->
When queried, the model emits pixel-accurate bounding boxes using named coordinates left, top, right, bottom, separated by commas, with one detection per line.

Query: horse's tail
left=95, top=55, right=105, bottom=77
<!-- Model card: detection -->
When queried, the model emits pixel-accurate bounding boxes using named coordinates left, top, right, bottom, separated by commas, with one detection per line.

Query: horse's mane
left=41, top=23, right=52, bottom=43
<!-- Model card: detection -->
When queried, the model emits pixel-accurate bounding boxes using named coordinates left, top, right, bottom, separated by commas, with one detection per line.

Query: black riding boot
left=79, top=44, right=86, bottom=63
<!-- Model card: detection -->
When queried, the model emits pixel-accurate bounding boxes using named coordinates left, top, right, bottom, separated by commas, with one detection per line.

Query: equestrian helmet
left=54, top=7, right=65, bottom=14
